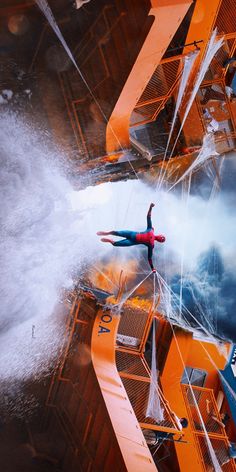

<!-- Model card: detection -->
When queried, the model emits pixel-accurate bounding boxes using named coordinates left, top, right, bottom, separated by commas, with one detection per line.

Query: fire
left=89, top=258, right=139, bottom=293
left=126, top=297, right=152, bottom=312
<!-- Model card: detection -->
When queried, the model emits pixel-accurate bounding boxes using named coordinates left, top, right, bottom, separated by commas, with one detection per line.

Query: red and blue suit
left=111, top=204, right=165, bottom=271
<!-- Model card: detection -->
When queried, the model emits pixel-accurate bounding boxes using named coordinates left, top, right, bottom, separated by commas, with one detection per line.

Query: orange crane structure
left=52, top=0, right=236, bottom=185
left=1, top=1, right=236, bottom=471
left=36, top=0, right=236, bottom=469
left=43, top=283, right=236, bottom=471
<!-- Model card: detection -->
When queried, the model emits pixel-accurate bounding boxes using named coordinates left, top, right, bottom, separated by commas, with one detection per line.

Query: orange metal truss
left=57, top=0, right=236, bottom=177
left=182, top=385, right=236, bottom=471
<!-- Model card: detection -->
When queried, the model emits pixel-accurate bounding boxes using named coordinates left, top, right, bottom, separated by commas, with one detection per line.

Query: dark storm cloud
left=165, top=151, right=236, bottom=343
left=171, top=246, right=236, bottom=342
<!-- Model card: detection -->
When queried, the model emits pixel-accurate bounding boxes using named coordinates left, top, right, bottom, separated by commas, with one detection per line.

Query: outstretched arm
left=148, top=246, right=156, bottom=272
left=147, top=203, right=155, bottom=229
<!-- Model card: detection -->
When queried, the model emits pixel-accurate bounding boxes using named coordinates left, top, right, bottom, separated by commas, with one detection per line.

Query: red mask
left=155, top=235, right=165, bottom=243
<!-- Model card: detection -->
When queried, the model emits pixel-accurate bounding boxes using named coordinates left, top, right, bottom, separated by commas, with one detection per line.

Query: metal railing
left=57, top=0, right=236, bottom=164
left=116, top=350, right=150, bottom=377
left=130, top=56, right=183, bottom=127
left=182, top=385, right=236, bottom=472
left=116, top=301, right=153, bottom=351
left=113, top=295, right=184, bottom=434
left=182, top=385, right=226, bottom=435
left=120, top=374, right=178, bottom=430
left=197, top=436, right=236, bottom=472
left=214, top=0, right=236, bottom=36
left=130, top=24, right=236, bottom=153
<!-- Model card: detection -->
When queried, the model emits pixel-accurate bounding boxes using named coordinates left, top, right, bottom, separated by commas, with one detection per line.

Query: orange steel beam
left=161, top=331, right=205, bottom=471
left=116, top=346, right=141, bottom=356
left=195, top=431, right=230, bottom=440
left=106, top=0, right=193, bottom=153
left=182, top=0, right=223, bottom=62
left=140, top=423, right=183, bottom=435
left=91, top=307, right=157, bottom=472
left=161, top=332, right=231, bottom=471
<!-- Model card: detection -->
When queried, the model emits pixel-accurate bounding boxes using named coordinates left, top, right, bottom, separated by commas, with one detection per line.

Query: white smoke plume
left=0, top=112, right=86, bottom=383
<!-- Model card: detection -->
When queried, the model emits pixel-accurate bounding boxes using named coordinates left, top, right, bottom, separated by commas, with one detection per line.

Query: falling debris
left=203, top=109, right=219, bottom=133
left=74, top=0, right=91, bottom=9
left=24, top=89, right=32, bottom=99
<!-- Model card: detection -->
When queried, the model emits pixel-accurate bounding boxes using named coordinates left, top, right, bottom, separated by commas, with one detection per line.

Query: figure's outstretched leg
left=100, top=238, right=114, bottom=244
left=100, top=238, right=136, bottom=247
left=113, top=230, right=137, bottom=240
left=97, top=230, right=137, bottom=240
left=113, top=239, right=135, bottom=247
left=97, top=231, right=115, bottom=236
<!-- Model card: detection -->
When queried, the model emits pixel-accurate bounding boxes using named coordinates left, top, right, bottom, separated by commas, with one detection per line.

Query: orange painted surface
left=183, top=0, right=222, bottom=53
left=161, top=331, right=205, bottom=471
left=106, top=0, right=193, bottom=152
left=91, top=308, right=157, bottom=472
left=186, top=338, right=230, bottom=389
left=160, top=329, right=232, bottom=471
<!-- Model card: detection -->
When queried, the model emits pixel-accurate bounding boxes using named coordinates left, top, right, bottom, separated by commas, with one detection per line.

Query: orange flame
left=89, top=258, right=138, bottom=293
left=126, top=297, right=152, bottom=312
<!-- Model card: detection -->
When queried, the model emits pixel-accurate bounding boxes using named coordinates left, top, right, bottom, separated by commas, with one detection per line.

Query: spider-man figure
left=97, top=203, right=165, bottom=272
